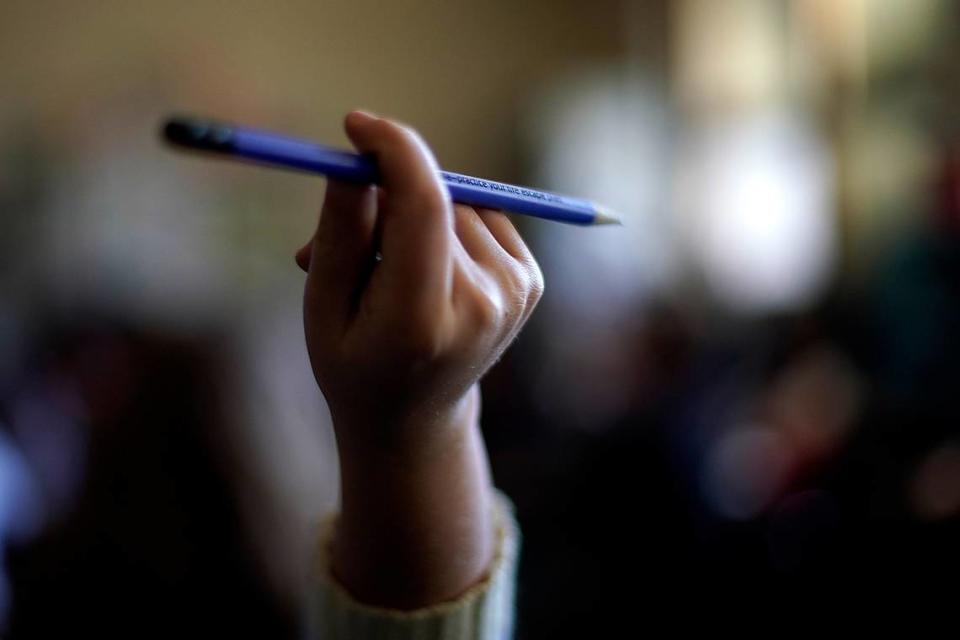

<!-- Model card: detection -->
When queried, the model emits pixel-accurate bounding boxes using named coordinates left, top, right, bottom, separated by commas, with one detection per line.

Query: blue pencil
left=161, top=116, right=622, bottom=226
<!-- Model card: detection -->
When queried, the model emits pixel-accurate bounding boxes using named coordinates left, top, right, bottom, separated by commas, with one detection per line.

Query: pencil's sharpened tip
left=593, top=204, right=624, bottom=226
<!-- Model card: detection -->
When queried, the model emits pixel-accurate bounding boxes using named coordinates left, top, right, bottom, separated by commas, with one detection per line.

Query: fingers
left=453, top=205, right=511, bottom=269
left=476, top=210, right=537, bottom=262
left=305, top=179, right=379, bottom=329
left=304, top=111, right=543, bottom=361
left=343, top=111, right=454, bottom=322
left=452, top=206, right=545, bottom=342
left=475, top=210, right=545, bottom=326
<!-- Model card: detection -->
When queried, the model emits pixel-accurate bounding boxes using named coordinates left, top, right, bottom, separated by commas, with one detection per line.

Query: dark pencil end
left=161, top=115, right=235, bottom=152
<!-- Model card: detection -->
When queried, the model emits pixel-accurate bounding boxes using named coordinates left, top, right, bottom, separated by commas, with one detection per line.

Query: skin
left=295, top=111, right=544, bottom=610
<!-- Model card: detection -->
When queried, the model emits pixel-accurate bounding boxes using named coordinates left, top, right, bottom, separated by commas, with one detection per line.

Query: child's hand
left=295, top=111, right=543, bottom=608
left=298, top=110, right=543, bottom=443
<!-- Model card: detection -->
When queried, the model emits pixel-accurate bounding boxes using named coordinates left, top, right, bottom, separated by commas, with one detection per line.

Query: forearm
left=331, top=394, right=495, bottom=610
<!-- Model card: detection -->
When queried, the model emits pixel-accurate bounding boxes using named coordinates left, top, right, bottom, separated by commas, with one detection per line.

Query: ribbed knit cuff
left=307, top=490, right=520, bottom=640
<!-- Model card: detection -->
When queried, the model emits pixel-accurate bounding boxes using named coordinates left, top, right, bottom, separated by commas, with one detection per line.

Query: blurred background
left=1, top=0, right=958, bottom=635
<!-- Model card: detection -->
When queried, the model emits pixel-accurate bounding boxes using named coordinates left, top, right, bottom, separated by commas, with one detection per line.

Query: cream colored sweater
left=309, top=492, right=520, bottom=639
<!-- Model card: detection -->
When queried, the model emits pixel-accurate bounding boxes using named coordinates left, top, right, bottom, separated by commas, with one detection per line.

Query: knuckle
left=471, top=289, right=505, bottom=332
left=527, top=259, right=545, bottom=303
left=507, top=257, right=544, bottom=302
left=504, top=260, right=531, bottom=298
left=509, top=283, right=529, bottom=328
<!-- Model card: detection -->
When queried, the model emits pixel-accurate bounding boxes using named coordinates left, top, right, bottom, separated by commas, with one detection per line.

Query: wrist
left=331, top=385, right=479, bottom=462
left=330, top=387, right=495, bottom=609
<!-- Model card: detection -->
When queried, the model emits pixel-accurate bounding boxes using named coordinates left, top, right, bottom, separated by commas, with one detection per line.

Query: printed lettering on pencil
left=442, top=172, right=564, bottom=203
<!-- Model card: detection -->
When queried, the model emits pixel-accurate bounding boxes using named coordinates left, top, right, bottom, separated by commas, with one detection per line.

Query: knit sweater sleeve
left=307, top=490, right=521, bottom=640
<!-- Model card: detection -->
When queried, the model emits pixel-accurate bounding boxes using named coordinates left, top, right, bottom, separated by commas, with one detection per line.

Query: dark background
left=1, top=0, right=958, bottom=636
